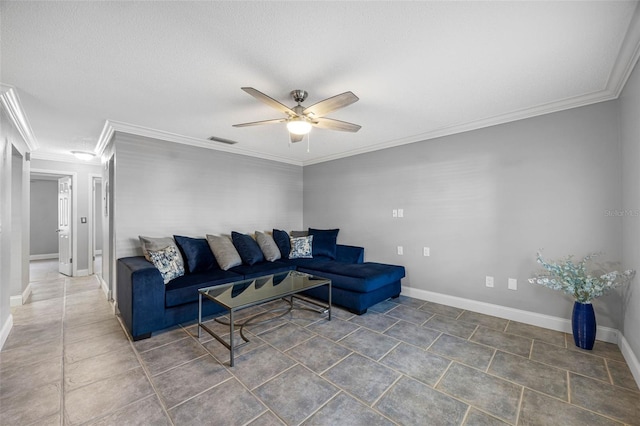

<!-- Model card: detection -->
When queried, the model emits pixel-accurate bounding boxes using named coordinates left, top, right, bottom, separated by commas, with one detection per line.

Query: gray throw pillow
left=290, top=230, right=308, bottom=238
left=255, top=231, right=281, bottom=262
left=139, top=236, right=180, bottom=262
left=206, top=234, right=242, bottom=270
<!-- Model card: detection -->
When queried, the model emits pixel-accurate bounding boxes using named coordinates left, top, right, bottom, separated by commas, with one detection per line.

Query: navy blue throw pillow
left=308, top=228, right=339, bottom=259
left=173, top=235, right=217, bottom=274
left=272, top=229, right=291, bottom=259
left=231, top=232, right=265, bottom=265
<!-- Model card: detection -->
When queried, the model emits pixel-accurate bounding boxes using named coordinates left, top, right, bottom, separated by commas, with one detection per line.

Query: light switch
left=397, top=246, right=403, bottom=255
left=398, top=209, right=404, bottom=218
left=486, top=276, right=494, bottom=288
left=423, top=247, right=430, bottom=256
left=392, top=209, right=398, bottom=218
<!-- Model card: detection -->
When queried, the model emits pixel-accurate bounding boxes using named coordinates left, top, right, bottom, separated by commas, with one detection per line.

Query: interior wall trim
left=0, top=85, right=38, bottom=152
left=401, top=286, right=619, bottom=344
left=9, top=283, right=31, bottom=307
left=30, top=253, right=58, bottom=260
left=0, top=314, right=13, bottom=351
left=619, top=333, right=640, bottom=388
left=97, top=120, right=303, bottom=166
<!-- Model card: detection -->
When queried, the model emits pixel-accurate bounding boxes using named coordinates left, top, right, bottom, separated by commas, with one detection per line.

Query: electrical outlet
left=508, top=278, right=517, bottom=290
left=485, top=276, right=494, bottom=288
left=423, top=247, right=430, bottom=256
left=397, top=246, right=403, bottom=255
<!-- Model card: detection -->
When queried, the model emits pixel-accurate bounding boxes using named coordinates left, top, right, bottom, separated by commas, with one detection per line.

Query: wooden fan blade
left=290, top=133, right=304, bottom=143
left=241, top=87, right=297, bottom=116
left=303, top=91, right=359, bottom=118
left=232, top=118, right=287, bottom=128
left=312, top=117, right=361, bottom=132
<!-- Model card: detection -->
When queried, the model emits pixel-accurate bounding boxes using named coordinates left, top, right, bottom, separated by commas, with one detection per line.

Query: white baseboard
left=401, top=286, right=619, bottom=344
left=0, top=314, right=13, bottom=350
left=99, top=276, right=111, bottom=301
left=9, top=283, right=32, bottom=307
left=76, top=269, right=89, bottom=277
left=619, top=334, right=640, bottom=388
left=30, top=253, right=58, bottom=261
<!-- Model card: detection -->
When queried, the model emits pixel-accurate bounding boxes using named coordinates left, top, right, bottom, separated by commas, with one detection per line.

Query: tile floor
left=1, top=260, right=639, bottom=425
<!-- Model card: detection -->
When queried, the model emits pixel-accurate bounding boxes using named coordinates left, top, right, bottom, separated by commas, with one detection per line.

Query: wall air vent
left=208, top=136, right=238, bottom=145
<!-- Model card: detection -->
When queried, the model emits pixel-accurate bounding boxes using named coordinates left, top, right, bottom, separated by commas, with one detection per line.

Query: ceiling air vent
left=208, top=136, right=238, bottom=145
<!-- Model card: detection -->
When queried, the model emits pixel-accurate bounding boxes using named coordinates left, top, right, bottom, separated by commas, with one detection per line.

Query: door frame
left=87, top=173, right=101, bottom=276
left=30, top=168, right=78, bottom=277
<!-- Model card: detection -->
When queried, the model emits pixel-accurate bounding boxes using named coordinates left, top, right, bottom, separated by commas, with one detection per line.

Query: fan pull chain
left=307, top=132, right=310, bottom=153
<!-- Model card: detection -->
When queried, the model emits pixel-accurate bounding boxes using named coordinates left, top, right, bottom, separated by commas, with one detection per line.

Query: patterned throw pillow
left=139, top=236, right=179, bottom=262
left=147, top=245, right=185, bottom=284
left=289, top=235, right=314, bottom=259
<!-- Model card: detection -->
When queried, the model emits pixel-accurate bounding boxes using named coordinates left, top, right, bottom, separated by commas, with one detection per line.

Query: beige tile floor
left=1, top=259, right=639, bottom=425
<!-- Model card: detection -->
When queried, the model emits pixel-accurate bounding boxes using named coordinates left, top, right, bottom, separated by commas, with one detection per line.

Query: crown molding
left=608, top=2, right=640, bottom=97
left=101, top=120, right=304, bottom=166
left=95, top=120, right=115, bottom=157
left=30, top=150, right=101, bottom=165
left=0, top=84, right=38, bottom=152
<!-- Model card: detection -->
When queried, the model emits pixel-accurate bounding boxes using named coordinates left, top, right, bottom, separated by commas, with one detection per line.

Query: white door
left=58, top=176, right=72, bottom=276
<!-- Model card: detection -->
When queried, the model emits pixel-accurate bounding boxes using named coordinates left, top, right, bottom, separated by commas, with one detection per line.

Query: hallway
left=0, top=260, right=148, bottom=425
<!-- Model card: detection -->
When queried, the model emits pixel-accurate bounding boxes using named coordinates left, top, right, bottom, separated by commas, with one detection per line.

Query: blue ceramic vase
left=572, top=301, right=596, bottom=350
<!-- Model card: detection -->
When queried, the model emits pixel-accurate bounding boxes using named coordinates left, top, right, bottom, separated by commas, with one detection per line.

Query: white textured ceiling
left=2, top=1, right=640, bottom=166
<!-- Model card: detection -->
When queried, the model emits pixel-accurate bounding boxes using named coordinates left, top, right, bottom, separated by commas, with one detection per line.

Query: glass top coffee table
left=198, top=270, right=331, bottom=366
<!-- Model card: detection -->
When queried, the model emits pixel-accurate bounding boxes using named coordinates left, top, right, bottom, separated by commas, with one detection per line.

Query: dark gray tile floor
left=1, top=260, right=639, bottom=425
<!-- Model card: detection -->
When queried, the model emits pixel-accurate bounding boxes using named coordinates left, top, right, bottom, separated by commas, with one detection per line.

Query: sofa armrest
left=336, top=245, right=364, bottom=264
left=117, top=256, right=165, bottom=340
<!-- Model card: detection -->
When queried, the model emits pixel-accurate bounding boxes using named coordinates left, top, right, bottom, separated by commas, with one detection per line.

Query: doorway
left=30, top=169, right=78, bottom=277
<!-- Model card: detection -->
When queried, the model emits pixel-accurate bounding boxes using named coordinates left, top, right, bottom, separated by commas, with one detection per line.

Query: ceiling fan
left=233, top=87, right=361, bottom=143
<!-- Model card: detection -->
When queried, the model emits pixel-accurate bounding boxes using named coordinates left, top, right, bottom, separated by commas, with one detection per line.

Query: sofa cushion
left=206, top=234, right=242, bottom=270
left=272, top=229, right=290, bottom=259
left=297, top=262, right=405, bottom=293
left=139, top=236, right=180, bottom=262
left=289, top=235, right=313, bottom=259
left=174, top=235, right=217, bottom=274
left=308, top=228, right=339, bottom=259
left=147, top=245, right=185, bottom=284
left=230, top=261, right=295, bottom=280
left=165, top=269, right=243, bottom=307
left=231, top=231, right=265, bottom=265
left=255, top=231, right=281, bottom=262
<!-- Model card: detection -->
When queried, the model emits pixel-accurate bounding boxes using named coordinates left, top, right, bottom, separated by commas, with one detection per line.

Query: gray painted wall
left=112, top=133, right=303, bottom=260
left=620, top=59, right=640, bottom=358
left=304, top=101, right=623, bottom=328
left=30, top=179, right=58, bottom=255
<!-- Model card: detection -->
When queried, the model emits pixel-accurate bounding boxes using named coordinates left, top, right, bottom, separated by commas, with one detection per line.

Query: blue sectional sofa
left=117, top=230, right=405, bottom=340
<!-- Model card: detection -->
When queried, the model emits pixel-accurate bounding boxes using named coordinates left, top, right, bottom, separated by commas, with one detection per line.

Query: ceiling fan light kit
left=233, top=87, right=361, bottom=144
left=286, top=118, right=312, bottom=135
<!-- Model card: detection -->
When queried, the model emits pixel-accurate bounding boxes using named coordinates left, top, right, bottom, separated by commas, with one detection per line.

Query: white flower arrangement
left=528, top=251, right=635, bottom=303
